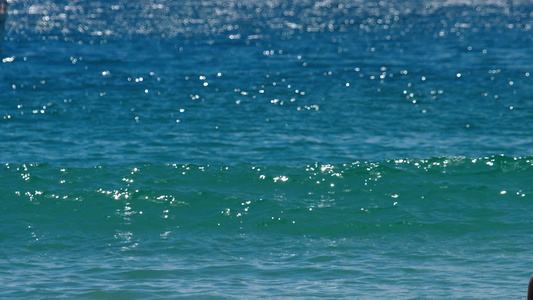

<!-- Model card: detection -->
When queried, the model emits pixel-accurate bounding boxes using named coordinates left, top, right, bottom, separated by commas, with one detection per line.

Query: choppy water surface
left=1, top=0, right=533, bottom=298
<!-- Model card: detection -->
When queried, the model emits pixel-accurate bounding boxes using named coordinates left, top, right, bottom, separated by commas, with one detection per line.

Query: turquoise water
left=1, top=0, right=533, bottom=298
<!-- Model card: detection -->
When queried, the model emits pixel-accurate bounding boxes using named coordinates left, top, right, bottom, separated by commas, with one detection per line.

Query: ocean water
left=1, top=0, right=533, bottom=298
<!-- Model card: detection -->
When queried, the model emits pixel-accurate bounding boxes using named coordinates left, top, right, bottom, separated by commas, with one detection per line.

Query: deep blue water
left=1, top=0, right=533, bottom=298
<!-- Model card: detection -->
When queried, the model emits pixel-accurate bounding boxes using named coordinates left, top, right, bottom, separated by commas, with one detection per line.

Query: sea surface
left=1, top=0, right=533, bottom=298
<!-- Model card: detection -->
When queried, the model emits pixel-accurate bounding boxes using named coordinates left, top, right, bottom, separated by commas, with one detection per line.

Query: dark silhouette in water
left=0, top=0, right=7, bottom=42
left=528, top=275, right=533, bottom=300
left=0, top=0, right=5, bottom=15
left=0, top=0, right=6, bottom=42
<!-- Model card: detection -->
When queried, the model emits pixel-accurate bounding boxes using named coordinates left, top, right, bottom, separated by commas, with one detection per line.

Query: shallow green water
left=2, top=156, right=533, bottom=298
